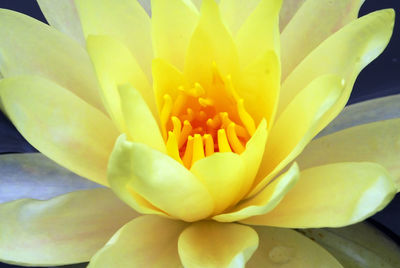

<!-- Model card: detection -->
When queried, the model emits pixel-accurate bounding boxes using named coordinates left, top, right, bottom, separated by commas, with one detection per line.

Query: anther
left=182, top=136, right=194, bottom=168
left=171, top=94, right=186, bottom=115
left=198, top=98, right=214, bottom=107
left=217, top=129, right=232, bottom=153
left=171, top=116, right=181, bottom=143
left=227, top=123, right=245, bottom=154
left=237, top=99, right=256, bottom=135
left=204, top=134, right=214, bottom=156
left=179, top=120, right=192, bottom=148
left=166, top=131, right=182, bottom=164
left=192, top=134, right=205, bottom=165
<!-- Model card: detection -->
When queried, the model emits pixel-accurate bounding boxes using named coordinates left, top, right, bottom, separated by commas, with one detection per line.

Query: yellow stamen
left=171, top=116, right=181, bottom=143
left=196, top=110, right=207, bottom=121
left=235, top=125, right=250, bottom=139
left=237, top=99, right=256, bottom=135
left=171, top=94, right=186, bottom=115
left=198, top=97, right=214, bottom=107
left=179, top=120, right=192, bottom=148
left=182, top=136, right=194, bottom=168
left=217, top=129, right=231, bottom=153
left=220, top=112, right=231, bottom=129
left=225, top=74, right=240, bottom=102
left=192, top=134, right=205, bottom=165
left=160, top=94, right=172, bottom=139
left=166, top=131, right=183, bottom=164
left=204, top=134, right=214, bottom=156
left=227, top=123, right=245, bottom=154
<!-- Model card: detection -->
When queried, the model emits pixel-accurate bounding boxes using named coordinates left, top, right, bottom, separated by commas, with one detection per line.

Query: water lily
left=0, top=0, right=398, bottom=267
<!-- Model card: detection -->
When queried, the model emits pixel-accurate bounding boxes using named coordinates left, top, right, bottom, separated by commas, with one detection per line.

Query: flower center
left=160, top=65, right=256, bottom=168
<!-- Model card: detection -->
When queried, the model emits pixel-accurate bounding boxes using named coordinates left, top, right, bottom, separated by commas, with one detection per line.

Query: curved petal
left=74, top=0, right=153, bottom=79
left=0, top=76, right=119, bottom=186
left=214, top=163, right=299, bottom=222
left=279, top=9, right=395, bottom=115
left=279, top=0, right=306, bottom=31
left=0, top=153, right=100, bottom=203
left=0, top=188, right=138, bottom=266
left=108, top=135, right=214, bottom=222
left=88, top=215, right=187, bottom=268
left=234, top=50, right=280, bottom=126
left=190, top=120, right=267, bottom=215
left=243, top=162, right=397, bottom=228
left=178, top=221, right=259, bottom=268
left=86, top=35, right=157, bottom=132
left=247, top=226, right=342, bottom=267
left=235, top=0, right=281, bottom=68
left=297, top=118, right=400, bottom=190
left=319, top=94, right=400, bottom=137
left=151, top=0, right=199, bottom=70
left=37, top=0, right=85, bottom=46
left=250, top=74, right=344, bottom=197
left=118, top=84, right=165, bottom=153
left=0, top=9, right=104, bottom=113
left=219, top=0, right=260, bottom=36
left=184, top=0, right=239, bottom=86
left=281, top=0, right=364, bottom=80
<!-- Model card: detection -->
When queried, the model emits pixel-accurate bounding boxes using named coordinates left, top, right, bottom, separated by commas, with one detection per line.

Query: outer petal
left=244, top=162, right=397, bottom=228
left=0, top=9, right=104, bottom=113
left=247, top=226, right=342, bottom=267
left=279, top=9, right=395, bottom=115
left=151, top=0, right=199, bottom=70
left=108, top=135, right=214, bottom=222
left=219, top=0, right=260, bottom=36
left=250, top=74, right=344, bottom=197
left=74, top=0, right=153, bottom=79
left=281, top=0, right=364, bottom=80
left=279, top=0, right=306, bottom=31
left=178, top=221, right=259, bottom=268
left=37, top=0, right=85, bottom=46
left=0, top=153, right=100, bottom=203
left=184, top=0, right=239, bottom=86
left=297, top=118, right=400, bottom=190
left=0, top=189, right=138, bottom=266
left=190, top=120, right=267, bottom=215
left=88, top=215, right=187, bottom=268
left=118, top=84, right=165, bottom=153
left=0, top=76, right=119, bottom=186
left=213, top=163, right=299, bottom=222
left=86, top=35, right=157, bottom=132
left=235, top=0, right=281, bottom=68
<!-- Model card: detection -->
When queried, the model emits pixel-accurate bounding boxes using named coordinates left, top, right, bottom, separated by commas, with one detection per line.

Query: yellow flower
left=0, top=0, right=398, bottom=267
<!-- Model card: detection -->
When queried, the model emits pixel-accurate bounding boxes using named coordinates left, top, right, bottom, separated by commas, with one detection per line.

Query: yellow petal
left=250, top=74, right=344, bottom=197
left=244, top=162, right=397, bottom=228
left=37, top=0, right=85, bottom=46
left=152, top=0, right=199, bottom=70
left=108, top=135, right=214, bottom=222
left=0, top=76, right=118, bottom=186
left=86, top=35, right=157, bottom=132
left=74, top=0, right=153, bottom=79
left=297, top=118, right=400, bottom=190
left=234, top=50, right=280, bottom=126
left=184, top=0, right=239, bottom=86
left=235, top=0, right=281, bottom=68
left=0, top=9, right=104, bottom=113
left=0, top=189, right=138, bottom=266
left=178, top=221, right=259, bottom=268
left=118, top=84, right=165, bottom=153
left=214, top=163, right=299, bottom=222
left=247, top=226, right=342, bottom=267
left=279, top=0, right=306, bottom=31
left=190, top=120, right=267, bottom=215
left=281, top=0, right=364, bottom=80
left=88, top=215, right=187, bottom=268
left=219, top=0, right=260, bottom=36
left=279, top=9, right=395, bottom=115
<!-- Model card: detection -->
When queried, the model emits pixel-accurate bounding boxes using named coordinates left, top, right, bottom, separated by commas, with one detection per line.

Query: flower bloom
left=0, top=0, right=398, bottom=267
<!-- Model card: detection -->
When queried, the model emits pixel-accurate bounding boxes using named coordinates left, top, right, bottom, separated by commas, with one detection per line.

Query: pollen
left=159, top=65, right=258, bottom=168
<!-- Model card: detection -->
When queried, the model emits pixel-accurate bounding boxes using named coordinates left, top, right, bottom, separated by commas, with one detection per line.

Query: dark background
left=0, top=1, right=399, bottom=267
